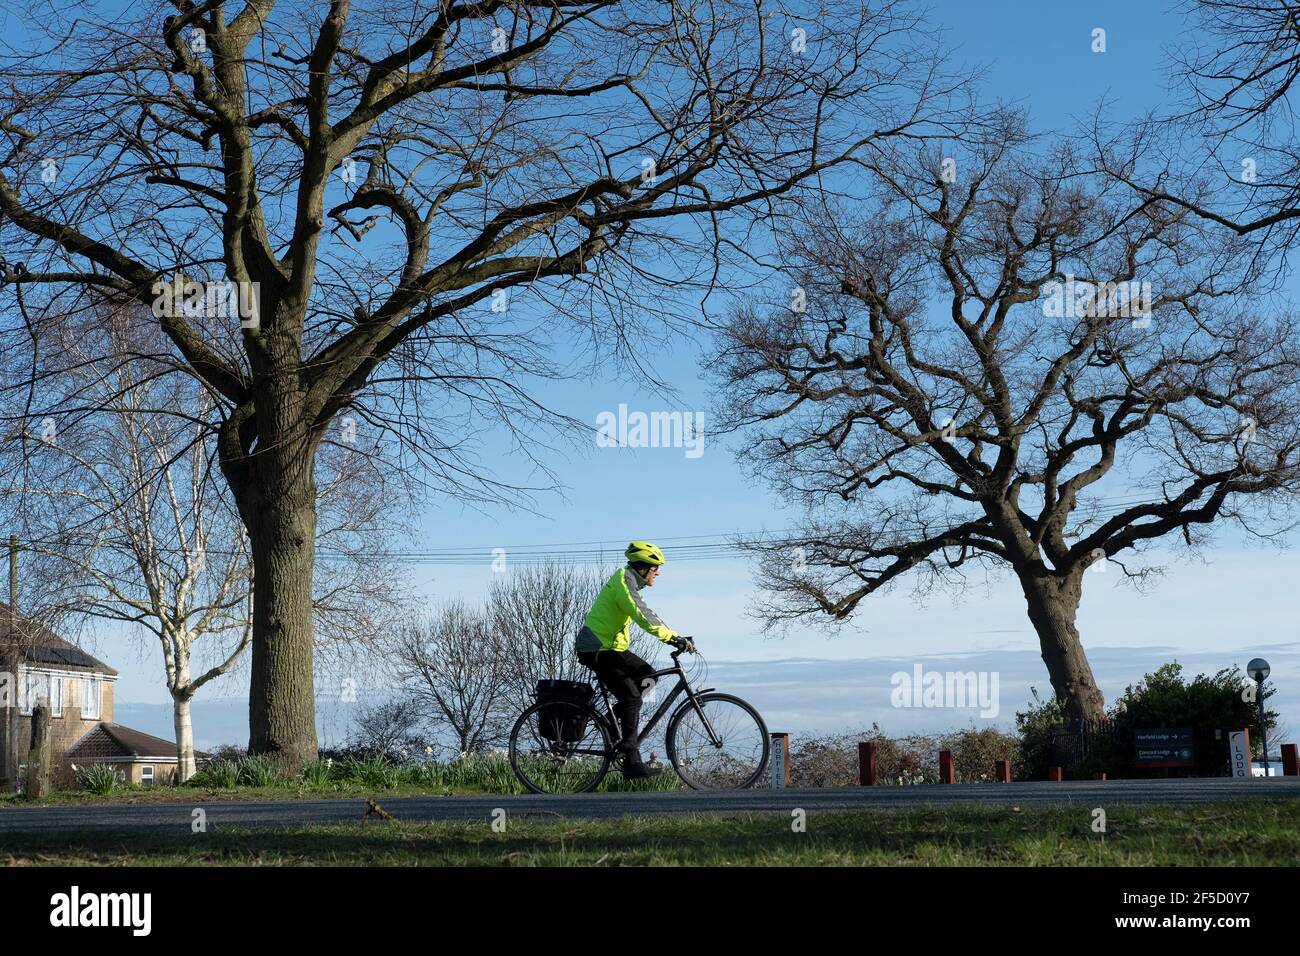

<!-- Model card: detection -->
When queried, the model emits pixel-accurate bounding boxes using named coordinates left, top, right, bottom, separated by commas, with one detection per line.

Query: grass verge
left=0, top=801, right=1296, bottom=866
left=1, top=753, right=684, bottom=807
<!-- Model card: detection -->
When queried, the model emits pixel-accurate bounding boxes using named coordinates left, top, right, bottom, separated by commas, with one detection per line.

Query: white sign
left=771, top=734, right=786, bottom=789
left=1228, top=729, right=1252, bottom=779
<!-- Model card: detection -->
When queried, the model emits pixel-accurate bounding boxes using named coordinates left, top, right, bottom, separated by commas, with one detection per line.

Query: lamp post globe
left=1247, top=658, right=1271, bottom=775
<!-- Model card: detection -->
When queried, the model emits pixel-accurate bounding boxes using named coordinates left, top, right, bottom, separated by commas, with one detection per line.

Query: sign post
left=770, top=732, right=790, bottom=788
left=1134, top=727, right=1195, bottom=770
left=1228, top=727, right=1253, bottom=779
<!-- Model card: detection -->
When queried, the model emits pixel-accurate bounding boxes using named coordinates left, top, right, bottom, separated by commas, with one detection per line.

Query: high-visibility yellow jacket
left=575, top=566, right=678, bottom=653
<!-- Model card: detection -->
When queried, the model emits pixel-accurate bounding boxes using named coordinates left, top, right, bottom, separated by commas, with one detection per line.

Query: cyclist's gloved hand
left=672, top=635, right=697, bottom=654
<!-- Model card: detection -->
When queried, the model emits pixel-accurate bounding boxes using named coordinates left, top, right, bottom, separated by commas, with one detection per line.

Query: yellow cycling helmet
left=625, top=541, right=666, bottom=566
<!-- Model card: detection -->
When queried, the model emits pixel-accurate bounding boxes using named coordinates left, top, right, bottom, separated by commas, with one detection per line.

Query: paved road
left=0, top=778, right=1295, bottom=833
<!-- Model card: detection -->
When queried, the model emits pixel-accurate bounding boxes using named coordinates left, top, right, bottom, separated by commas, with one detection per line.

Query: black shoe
left=615, top=744, right=662, bottom=778
left=621, top=759, right=663, bottom=779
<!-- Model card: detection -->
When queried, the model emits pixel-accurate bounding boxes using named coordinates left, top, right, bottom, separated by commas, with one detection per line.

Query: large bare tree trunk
left=229, top=370, right=321, bottom=772
left=1018, top=573, right=1106, bottom=721
left=242, top=482, right=319, bottom=771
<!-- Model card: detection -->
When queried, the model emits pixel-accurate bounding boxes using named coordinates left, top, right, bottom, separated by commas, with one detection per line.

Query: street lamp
left=1247, top=658, right=1271, bottom=776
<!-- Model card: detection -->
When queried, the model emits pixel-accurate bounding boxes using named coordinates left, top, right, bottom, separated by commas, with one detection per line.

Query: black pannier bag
left=535, top=679, right=595, bottom=742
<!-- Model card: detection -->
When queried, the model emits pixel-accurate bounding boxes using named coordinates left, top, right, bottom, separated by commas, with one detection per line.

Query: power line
left=5, top=493, right=1202, bottom=566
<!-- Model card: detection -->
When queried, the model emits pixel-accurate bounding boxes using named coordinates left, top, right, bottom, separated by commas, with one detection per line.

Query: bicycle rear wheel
left=509, top=700, right=613, bottom=794
left=666, top=692, right=770, bottom=790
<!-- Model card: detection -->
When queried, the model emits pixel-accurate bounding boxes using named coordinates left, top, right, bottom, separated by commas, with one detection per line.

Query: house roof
left=0, top=603, right=117, bottom=676
left=66, top=723, right=204, bottom=761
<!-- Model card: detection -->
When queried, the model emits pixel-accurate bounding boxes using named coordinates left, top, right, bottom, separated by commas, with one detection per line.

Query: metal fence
left=1044, top=718, right=1125, bottom=776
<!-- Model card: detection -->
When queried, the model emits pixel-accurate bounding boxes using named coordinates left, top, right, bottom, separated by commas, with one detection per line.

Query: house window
left=20, top=671, right=48, bottom=716
left=49, top=675, right=62, bottom=717
left=82, top=677, right=101, bottom=720
left=140, top=765, right=154, bottom=786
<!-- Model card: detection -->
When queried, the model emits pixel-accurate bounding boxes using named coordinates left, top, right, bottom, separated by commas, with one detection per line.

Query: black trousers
left=577, top=649, right=657, bottom=752
left=576, top=649, right=657, bottom=703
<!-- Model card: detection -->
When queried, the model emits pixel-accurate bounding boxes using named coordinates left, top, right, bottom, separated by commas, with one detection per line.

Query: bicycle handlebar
left=670, top=636, right=699, bottom=656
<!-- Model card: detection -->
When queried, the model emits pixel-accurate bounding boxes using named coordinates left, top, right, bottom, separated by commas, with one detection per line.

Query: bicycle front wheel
left=666, top=692, right=770, bottom=790
left=509, top=700, right=613, bottom=794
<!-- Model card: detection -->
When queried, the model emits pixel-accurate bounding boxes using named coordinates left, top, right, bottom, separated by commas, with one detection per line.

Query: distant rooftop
left=67, top=723, right=197, bottom=761
left=0, top=602, right=118, bottom=676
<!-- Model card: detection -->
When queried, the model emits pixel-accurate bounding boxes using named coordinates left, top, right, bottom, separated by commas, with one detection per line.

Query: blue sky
left=78, top=1, right=1299, bottom=750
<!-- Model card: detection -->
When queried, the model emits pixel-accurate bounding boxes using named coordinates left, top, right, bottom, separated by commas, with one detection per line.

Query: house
left=64, top=723, right=198, bottom=786
left=1, top=604, right=192, bottom=788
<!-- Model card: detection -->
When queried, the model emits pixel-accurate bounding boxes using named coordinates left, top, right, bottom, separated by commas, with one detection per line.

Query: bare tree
left=0, top=309, right=250, bottom=781
left=485, top=561, right=600, bottom=714
left=714, top=126, right=1300, bottom=720
left=345, top=697, right=428, bottom=758
left=0, top=304, right=413, bottom=777
left=393, top=601, right=507, bottom=753
left=1096, top=3, right=1300, bottom=262
left=0, top=0, right=970, bottom=768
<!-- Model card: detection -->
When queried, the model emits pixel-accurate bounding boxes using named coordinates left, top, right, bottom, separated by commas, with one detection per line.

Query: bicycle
left=508, top=645, right=770, bottom=794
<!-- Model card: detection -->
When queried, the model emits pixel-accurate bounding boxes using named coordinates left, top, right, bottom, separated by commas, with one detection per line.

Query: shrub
left=788, top=736, right=862, bottom=787
left=600, top=762, right=685, bottom=791
left=1014, top=663, right=1276, bottom=780
left=443, top=751, right=518, bottom=792
left=947, top=726, right=1021, bottom=782
left=1110, top=663, right=1275, bottom=777
left=301, top=760, right=336, bottom=789
left=338, top=754, right=402, bottom=789
left=789, top=729, right=934, bottom=786
left=234, top=754, right=282, bottom=787
left=785, top=723, right=1023, bottom=787
left=319, top=743, right=413, bottom=766
left=1016, top=687, right=1069, bottom=780
left=76, top=763, right=119, bottom=795
left=402, top=763, right=443, bottom=788
left=189, top=757, right=240, bottom=788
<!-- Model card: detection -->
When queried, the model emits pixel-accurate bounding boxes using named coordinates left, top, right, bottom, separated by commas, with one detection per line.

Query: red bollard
left=1048, top=766, right=1063, bottom=781
left=939, top=749, right=955, bottom=784
left=995, top=759, right=1011, bottom=783
left=858, top=741, right=878, bottom=786
left=1282, top=744, right=1299, bottom=777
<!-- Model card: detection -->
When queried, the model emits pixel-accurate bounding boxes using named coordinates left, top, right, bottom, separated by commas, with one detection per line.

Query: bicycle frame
left=512, top=647, right=768, bottom=795
left=592, top=650, right=722, bottom=750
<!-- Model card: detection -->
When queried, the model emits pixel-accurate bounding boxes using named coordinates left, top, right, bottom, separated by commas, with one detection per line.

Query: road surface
left=0, top=778, right=1295, bottom=833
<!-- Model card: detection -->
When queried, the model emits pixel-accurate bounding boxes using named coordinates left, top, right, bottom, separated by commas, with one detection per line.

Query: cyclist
left=575, top=541, right=696, bottom=778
